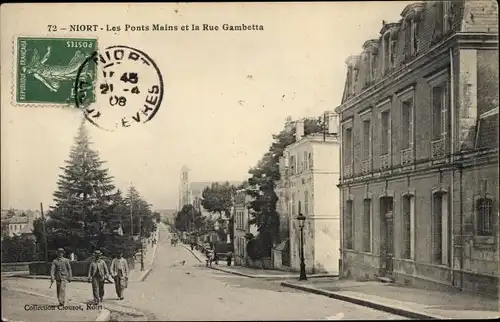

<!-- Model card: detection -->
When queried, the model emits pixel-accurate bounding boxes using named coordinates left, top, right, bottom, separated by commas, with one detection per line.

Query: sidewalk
left=281, top=278, right=500, bottom=320
left=180, top=244, right=337, bottom=279
left=128, top=227, right=160, bottom=283
left=1, top=287, right=107, bottom=322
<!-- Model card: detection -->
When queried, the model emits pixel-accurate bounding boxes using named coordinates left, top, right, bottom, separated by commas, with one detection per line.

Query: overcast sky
left=1, top=1, right=414, bottom=210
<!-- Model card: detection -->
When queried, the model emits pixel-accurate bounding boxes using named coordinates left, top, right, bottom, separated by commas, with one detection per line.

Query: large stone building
left=277, top=113, right=341, bottom=274
left=335, top=0, right=498, bottom=296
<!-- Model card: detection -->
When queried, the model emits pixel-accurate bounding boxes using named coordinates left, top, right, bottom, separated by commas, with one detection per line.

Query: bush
left=246, top=239, right=264, bottom=260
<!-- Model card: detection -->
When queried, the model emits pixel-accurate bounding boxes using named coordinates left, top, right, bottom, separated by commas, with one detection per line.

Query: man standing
left=87, top=250, right=110, bottom=304
left=50, top=248, right=72, bottom=306
left=110, top=252, right=129, bottom=300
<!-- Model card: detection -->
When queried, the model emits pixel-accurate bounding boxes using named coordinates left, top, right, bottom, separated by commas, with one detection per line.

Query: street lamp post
left=297, top=212, right=307, bottom=281
left=140, top=216, right=145, bottom=271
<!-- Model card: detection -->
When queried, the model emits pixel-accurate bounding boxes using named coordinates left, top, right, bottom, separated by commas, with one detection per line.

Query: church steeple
left=178, top=165, right=191, bottom=210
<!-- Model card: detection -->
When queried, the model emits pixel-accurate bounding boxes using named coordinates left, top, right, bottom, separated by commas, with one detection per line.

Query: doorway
left=380, top=197, right=394, bottom=277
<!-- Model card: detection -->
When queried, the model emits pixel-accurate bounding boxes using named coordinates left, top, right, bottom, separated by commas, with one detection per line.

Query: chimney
left=295, top=119, right=304, bottom=141
left=325, top=111, right=339, bottom=135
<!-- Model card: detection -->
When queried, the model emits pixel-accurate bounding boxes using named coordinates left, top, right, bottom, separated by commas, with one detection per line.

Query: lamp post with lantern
left=297, top=201, right=307, bottom=281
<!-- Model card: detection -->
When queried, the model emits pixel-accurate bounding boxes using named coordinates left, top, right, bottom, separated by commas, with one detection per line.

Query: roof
left=476, top=108, right=499, bottom=149
left=19, top=221, right=34, bottom=235
left=339, top=0, right=498, bottom=105
left=2, top=209, right=41, bottom=224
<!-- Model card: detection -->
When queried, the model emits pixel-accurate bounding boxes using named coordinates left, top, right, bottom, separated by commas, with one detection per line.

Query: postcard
left=1, top=2, right=499, bottom=321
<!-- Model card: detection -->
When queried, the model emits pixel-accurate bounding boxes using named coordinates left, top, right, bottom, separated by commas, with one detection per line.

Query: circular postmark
left=75, top=45, right=164, bottom=131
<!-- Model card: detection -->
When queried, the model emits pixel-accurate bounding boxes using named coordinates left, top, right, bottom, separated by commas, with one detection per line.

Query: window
left=402, top=195, right=415, bottom=259
left=308, top=153, right=313, bottom=169
left=347, top=66, right=353, bottom=96
left=291, top=193, right=296, bottom=217
left=362, top=120, right=371, bottom=160
left=344, top=127, right=353, bottom=165
left=303, top=151, right=308, bottom=170
left=432, top=192, right=449, bottom=265
left=304, top=191, right=309, bottom=216
left=432, top=84, right=448, bottom=140
left=363, top=199, right=372, bottom=252
left=444, top=1, right=453, bottom=33
left=383, top=33, right=391, bottom=72
left=411, top=19, right=419, bottom=55
left=432, top=193, right=443, bottom=264
left=345, top=200, right=354, bottom=250
left=401, top=99, right=414, bottom=149
left=477, top=198, right=493, bottom=236
left=290, top=155, right=296, bottom=175
left=380, top=110, right=391, bottom=155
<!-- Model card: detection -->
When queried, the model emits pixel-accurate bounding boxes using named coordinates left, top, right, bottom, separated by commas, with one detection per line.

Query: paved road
left=111, top=224, right=405, bottom=320
left=2, top=224, right=405, bottom=320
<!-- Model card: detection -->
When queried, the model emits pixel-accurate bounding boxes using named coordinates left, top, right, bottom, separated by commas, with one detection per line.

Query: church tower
left=178, top=165, right=191, bottom=210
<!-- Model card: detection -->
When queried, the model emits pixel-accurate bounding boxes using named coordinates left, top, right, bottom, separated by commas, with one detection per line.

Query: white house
left=278, top=112, right=341, bottom=274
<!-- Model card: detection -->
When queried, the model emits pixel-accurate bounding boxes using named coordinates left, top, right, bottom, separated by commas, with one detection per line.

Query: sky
left=1, top=1, right=414, bottom=211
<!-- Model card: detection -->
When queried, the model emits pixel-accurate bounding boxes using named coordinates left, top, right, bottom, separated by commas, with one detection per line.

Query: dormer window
left=345, top=55, right=360, bottom=97
left=401, top=3, right=425, bottom=60
left=362, top=40, right=378, bottom=86
left=380, top=22, right=400, bottom=73
left=443, top=1, right=452, bottom=34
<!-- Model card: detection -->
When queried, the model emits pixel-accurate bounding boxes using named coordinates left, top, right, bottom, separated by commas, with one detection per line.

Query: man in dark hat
left=50, top=248, right=72, bottom=306
left=87, top=250, right=110, bottom=304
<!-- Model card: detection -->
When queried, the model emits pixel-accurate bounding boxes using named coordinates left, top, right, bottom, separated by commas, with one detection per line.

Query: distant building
left=1, top=209, right=41, bottom=238
left=233, top=189, right=258, bottom=266
left=335, top=0, right=498, bottom=296
left=277, top=113, right=341, bottom=274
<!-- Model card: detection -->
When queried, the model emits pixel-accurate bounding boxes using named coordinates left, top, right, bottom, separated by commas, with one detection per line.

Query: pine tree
left=45, top=121, right=118, bottom=259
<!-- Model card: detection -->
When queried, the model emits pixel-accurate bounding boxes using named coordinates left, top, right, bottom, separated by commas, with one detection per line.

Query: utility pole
left=40, top=202, right=48, bottom=266
left=140, top=216, right=144, bottom=271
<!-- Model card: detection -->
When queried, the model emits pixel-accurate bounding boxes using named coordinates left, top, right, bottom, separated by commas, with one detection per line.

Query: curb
left=5, top=275, right=112, bottom=283
left=180, top=245, right=203, bottom=263
left=209, top=266, right=338, bottom=280
left=280, top=282, right=446, bottom=320
left=138, top=267, right=153, bottom=282
left=95, top=309, right=111, bottom=321
left=3, top=286, right=111, bottom=322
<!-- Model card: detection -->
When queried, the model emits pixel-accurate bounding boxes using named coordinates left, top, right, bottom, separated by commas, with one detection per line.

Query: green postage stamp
left=15, top=37, right=97, bottom=106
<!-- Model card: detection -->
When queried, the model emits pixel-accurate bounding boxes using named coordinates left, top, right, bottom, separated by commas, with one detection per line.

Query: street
left=3, top=223, right=405, bottom=321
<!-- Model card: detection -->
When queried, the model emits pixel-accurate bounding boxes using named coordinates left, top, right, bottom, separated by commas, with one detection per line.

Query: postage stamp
left=15, top=37, right=97, bottom=106
left=75, top=45, right=164, bottom=131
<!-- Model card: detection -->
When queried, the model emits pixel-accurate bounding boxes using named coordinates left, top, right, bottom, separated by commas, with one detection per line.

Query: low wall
left=246, top=257, right=272, bottom=269
left=1, top=262, right=31, bottom=272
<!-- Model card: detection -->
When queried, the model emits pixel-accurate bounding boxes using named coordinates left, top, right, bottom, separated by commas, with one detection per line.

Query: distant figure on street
left=205, top=246, right=214, bottom=267
left=50, top=248, right=72, bottom=306
left=87, top=250, right=111, bottom=304
left=110, top=252, right=129, bottom=300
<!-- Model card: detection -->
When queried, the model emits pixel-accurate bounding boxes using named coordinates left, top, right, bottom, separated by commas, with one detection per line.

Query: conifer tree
left=45, top=121, right=117, bottom=259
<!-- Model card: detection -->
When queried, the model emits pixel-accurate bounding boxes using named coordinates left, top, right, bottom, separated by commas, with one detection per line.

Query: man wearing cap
left=50, top=248, right=72, bottom=306
left=87, top=250, right=110, bottom=304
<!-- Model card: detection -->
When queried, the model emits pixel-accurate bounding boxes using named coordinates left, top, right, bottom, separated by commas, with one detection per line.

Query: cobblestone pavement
left=2, top=224, right=406, bottom=321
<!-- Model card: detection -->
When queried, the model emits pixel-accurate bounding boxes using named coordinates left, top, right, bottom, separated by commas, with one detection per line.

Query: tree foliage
left=174, top=204, right=204, bottom=232
left=200, top=182, right=237, bottom=218
left=1, top=235, right=37, bottom=263
left=34, top=122, right=156, bottom=260
left=246, top=117, right=325, bottom=256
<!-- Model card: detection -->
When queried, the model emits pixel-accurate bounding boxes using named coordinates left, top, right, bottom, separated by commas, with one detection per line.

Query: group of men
left=50, top=248, right=130, bottom=305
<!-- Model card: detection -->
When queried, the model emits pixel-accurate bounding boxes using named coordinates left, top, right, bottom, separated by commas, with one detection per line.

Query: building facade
left=233, top=189, right=258, bottom=266
left=278, top=113, right=341, bottom=274
left=1, top=209, right=41, bottom=237
left=335, top=0, right=498, bottom=296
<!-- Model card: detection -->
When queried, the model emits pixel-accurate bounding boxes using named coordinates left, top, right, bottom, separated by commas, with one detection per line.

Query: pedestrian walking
left=50, top=248, right=72, bottom=306
left=87, top=250, right=111, bottom=304
left=206, top=246, right=214, bottom=267
left=110, top=252, right=129, bottom=300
